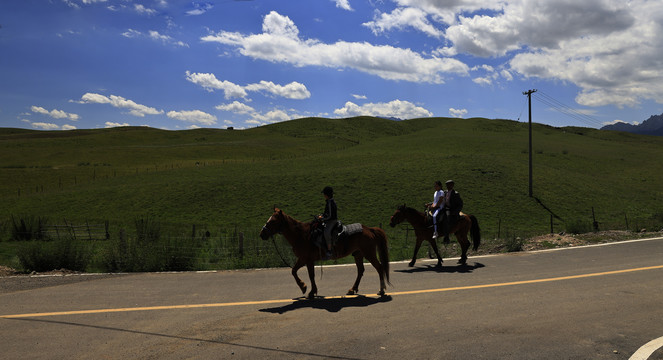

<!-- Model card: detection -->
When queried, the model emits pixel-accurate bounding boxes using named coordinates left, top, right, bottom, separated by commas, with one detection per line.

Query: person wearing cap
left=442, top=180, right=463, bottom=243
left=318, top=186, right=338, bottom=258
left=426, top=180, right=445, bottom=239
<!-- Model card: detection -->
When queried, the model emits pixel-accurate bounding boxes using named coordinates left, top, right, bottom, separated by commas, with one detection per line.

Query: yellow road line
left=2, top=264, right=662, bottom=319
left=389, top=264, right=663, bottom=296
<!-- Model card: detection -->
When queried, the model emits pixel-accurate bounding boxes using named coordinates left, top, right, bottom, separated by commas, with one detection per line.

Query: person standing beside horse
left=426, top=180, right=445, bottom=240
left=318, top=186, right=338, bottom=259
left=443, top=180, right=463, bottom=243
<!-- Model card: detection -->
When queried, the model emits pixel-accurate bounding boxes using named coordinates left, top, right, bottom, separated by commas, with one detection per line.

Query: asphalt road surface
left=2, top=237, right=663, bottom=360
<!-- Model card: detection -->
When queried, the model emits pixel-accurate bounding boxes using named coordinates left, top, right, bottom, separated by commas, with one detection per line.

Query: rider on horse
left=442, top=180, right=463, bottom=243
left=426, top=180, right=445, bottom=240
left=318, top=186, right=338, bottom=259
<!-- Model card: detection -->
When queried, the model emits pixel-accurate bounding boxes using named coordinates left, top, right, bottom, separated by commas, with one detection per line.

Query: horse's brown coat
left=260, top=208, right=390, bottom=299
left=389, top=205, right=481, bottom=267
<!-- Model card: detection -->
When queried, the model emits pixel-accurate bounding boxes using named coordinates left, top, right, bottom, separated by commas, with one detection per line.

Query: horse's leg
left=347, top=251, right=364, bottom=295
left=409, top=237, right=424, bottom=267
left=306, top=261, right=318, bottom=299
left=457, top=230, right=470, bottom=265
left=428, top=239, right=444, bottom=267
left=365, top=251, right=386, bottom=296
left=292, top=258, right=307, bottom=295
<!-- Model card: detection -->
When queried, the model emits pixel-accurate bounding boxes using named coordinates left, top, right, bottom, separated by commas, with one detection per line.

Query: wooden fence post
left=592, top=207, right=599, bottom=232
left=624, top=213, right=629, bottom=231
left=550, top=214, right=553, bottom=234
left=238, top=232, right=244, bottom=259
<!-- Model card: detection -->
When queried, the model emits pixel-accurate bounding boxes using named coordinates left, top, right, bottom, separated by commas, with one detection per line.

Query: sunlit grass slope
left=2, top=116, right=662, bottom=240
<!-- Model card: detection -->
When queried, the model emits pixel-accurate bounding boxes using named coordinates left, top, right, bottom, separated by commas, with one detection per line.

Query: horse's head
left=389, top=204, right=407, bottom=227
left=260, top=207, right=286, bottom=240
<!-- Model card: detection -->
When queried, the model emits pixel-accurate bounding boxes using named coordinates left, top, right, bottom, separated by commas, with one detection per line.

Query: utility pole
left=523, top=89, right=537, bottom=197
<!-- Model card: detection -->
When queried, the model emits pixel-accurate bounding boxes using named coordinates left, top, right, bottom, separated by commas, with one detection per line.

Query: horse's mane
left=398, top=204, right=424, bottom=217
left=275, top=208, right=310, bottom=230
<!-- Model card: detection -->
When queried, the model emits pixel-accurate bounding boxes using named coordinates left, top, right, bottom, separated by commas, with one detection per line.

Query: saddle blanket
left=342, top=223, right=363, bottom=236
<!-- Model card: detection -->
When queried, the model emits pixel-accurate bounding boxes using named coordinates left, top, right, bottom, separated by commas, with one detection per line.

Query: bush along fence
left=7, top=216, right=299, bottom=273
left=4, top=210, right=663, bottom=273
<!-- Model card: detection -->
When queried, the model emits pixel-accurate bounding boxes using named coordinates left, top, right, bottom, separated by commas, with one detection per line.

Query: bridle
left=262, top=215, right=291, bottom=268
left=261, top=215, right=283, bottom=238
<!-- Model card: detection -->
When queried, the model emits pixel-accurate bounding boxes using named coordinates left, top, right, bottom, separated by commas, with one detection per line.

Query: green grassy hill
left=2, top=117, right=662, bottom=269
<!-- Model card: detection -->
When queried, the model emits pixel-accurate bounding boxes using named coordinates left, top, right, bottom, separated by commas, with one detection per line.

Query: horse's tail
left=371, top=227, right=391, bottom=286
left=469, top=214, right=481, bottom=251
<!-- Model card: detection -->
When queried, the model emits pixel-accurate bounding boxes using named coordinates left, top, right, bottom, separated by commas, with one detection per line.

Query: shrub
left=102, top=218, right=199, bottom=272
left=565, top=219, right=593, bottom=234
left=17, top=237, right=92, bottom=272
left=505, top=236, right=523, bottom=252
left=11, top=215, right=48, bottom=241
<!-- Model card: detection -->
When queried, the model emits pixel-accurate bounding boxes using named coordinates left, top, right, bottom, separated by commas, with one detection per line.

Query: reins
left=263, top=219, right=292, bottom=268
left=270, top=234, right=292, bottom=268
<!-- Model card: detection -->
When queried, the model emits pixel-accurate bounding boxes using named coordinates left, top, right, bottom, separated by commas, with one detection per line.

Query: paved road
left=1, top=238, right=663, bottom=359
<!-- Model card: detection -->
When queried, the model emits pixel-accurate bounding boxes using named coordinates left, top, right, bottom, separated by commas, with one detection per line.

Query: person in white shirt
left=426, top=180, right=445, bottom=239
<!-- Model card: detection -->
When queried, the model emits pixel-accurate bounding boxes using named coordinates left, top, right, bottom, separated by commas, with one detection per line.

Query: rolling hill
left=2, top=116, right=662, bottom=244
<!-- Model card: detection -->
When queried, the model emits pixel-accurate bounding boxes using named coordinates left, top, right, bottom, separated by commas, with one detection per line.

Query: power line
left=532, top=91, right=604, bottom=128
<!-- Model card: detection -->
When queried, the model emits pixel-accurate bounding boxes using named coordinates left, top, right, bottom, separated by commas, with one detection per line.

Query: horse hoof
left=300, top=284, right=307, bottom=294
left=347, top=289, right=356, bottom=295
left=408, top=261, right=415, bottom=267
left=307, top=293, right=316, bottom=300
left=436, top=262, right=443, bottom=268
left=457, top=259, right=467, bottom=265
left=377, top=290, right=385, bottom=297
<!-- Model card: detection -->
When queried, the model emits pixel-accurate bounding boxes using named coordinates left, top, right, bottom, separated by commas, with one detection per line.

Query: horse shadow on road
left=395, top=262, right=485, bottom=274
left=259, top=294, right=392, bottom=314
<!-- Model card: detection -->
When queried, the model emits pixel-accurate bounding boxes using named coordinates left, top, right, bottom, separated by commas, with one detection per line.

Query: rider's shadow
left=396, top=262, right=485, bottom=274
left=259, top=295, right=392, bottom=314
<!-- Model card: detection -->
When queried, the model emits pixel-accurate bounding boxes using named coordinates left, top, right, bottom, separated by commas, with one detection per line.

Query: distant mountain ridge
left=601, top=113, right=663, bottom=136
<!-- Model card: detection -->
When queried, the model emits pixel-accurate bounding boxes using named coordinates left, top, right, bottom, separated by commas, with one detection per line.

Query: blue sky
left=2, top=0, right=663, bottom=131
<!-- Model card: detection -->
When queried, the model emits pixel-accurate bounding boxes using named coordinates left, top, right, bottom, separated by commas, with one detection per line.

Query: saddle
left=311, top=221, right=363, bottom=251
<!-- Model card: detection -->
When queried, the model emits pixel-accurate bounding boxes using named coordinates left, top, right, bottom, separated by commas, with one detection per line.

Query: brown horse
left=259, top=207, right=390, bottom=299
left=389, top=205, right=480, bottom=267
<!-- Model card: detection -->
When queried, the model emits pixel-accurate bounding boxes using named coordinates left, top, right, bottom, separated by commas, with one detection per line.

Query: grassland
left=1, top=116, right=662, bottom=271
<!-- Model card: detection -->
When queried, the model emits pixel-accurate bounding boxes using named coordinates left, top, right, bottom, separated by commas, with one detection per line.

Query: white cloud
left=250, top=109, right=292, bottom=124
left=121, top=29, right=141, bottom=38
left=122, top=29, right=188, bottom=47
left=167, top=110, right=217, bottom=125
left=31, top=122, right=62, bottom=130
left=79, top=93, right=164, bottom=117
left=30, top=122, right=77, bottom=130
left=186, top=71, right=310, bottom=100
left=31, top=106, right=79, bottom=121
left=134, top=4, right=157, bottom=16
left=602, top=119, right=640, bottom=126
left=333, top=99, right=433, bottom=118
left=148, top=31, right=188, bottom=47
left=185, top=71, right=248, bottom=98
left=390, top=0, right=502, bottom=26
left=186, top=2, right=214, bottom=16
left=352, top=94, right=367, bottom=100
left=105, top=122, right=130, bottom=128
left=201, top=11, right=469, bottom=84
left=449, top=108, right=468, bottom=118
left=364, top=7, right=443, bottom=38
left=215, top=101, right=255, bottom=114
left=332, top=0, right=353, bottom=11
left=368, top=0, right=663, bottom=108
left=215, top=101, right=298, bottom=126
left=244, top=80, right=311, bottom=100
